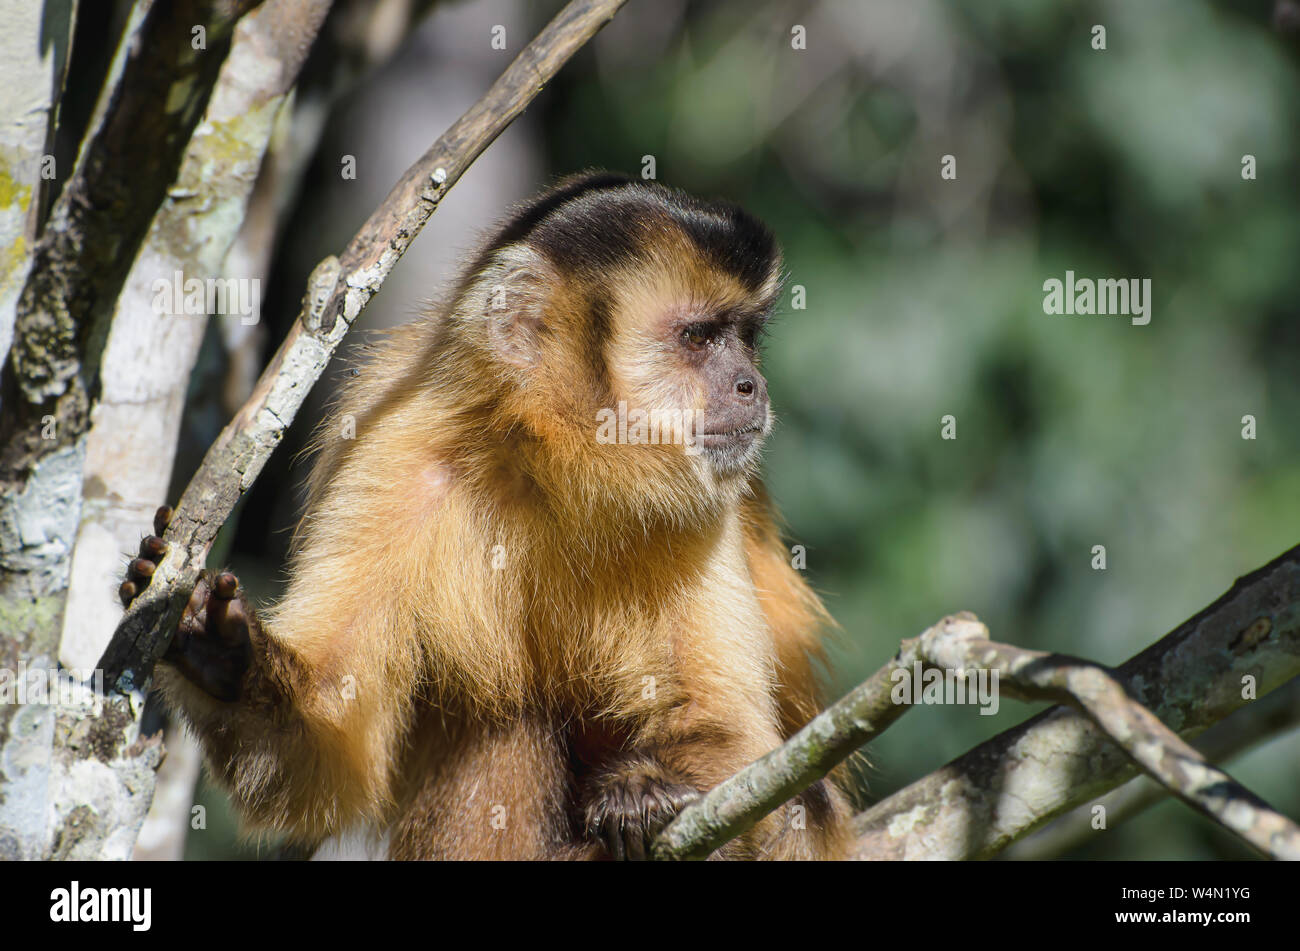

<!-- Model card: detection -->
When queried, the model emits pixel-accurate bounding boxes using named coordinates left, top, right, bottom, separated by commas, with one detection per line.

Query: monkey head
left=450, top=173, right=784, bottom=524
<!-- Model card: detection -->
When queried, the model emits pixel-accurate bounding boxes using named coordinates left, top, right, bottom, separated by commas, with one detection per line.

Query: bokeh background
left=159, top=0, right=1300, bottom=858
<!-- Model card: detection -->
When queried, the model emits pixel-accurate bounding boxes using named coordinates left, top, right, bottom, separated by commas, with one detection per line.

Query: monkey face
left=597, top=256, right=778, bottom=486
left=468, top=176, right=786, bottom=510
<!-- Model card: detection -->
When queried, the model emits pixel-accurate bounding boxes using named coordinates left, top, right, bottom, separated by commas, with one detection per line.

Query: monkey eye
left=680, top=322, right=716, bottom=350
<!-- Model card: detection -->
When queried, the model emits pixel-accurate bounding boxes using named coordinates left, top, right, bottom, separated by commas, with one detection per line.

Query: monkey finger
left=665, top=784, right=701, bottom=814
left=119, top=581, right=138, bottom=608
left=607, top=815, right=628, bottom=862
left=169, top=579, right=211, bottom=653
left=139, top=535, right=167, bottom=563
left=588, top=810, right=622, bottom=861
left=153, top=505, right=173, bottom=537
left=177, top=576, right=210, bottom=632
left=205, top=581, right=251, bottom=649
left=212, top=571, right=239, bottom=601
left=625, top=818, right=648, bottom=862
left=127, top=557, right=156, bottom=586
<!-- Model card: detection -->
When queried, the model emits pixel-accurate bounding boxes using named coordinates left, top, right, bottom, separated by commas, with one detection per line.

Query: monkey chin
left=691, top=403, right=771, bottom=479
left=693, top=427, right=766, bottom=479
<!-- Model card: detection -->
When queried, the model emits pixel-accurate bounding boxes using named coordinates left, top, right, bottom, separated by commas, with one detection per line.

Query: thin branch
left=1006, top=675, right=1300, bottom=859
left=853, top=543, right=1300, bottom=860
left=651, top=617, right=940, bottom=860
left=98, top=0, right=630, bottom=692
left=912, top=614, right=1300, bottom=860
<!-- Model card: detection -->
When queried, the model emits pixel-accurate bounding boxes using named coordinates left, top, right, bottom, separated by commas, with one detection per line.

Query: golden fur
left=157, top=176, right=849, bottom=858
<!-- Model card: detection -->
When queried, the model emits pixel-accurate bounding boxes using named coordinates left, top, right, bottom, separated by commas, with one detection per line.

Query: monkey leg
left=389, top=713, right=594, bottom=860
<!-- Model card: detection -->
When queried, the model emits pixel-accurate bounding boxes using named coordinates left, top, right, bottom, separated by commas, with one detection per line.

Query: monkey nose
left=733, top=373, right=763, bottom=401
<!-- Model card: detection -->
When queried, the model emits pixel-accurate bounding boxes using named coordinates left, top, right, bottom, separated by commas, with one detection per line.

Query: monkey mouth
left=696, top=423, right=762, bottom=444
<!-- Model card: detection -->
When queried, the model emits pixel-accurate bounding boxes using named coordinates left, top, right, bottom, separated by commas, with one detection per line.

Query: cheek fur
left=607, top=328, right=702, bottom=417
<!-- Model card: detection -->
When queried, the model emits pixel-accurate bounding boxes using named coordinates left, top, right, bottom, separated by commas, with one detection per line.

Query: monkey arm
left=150, top=571, right=410, bottom=844
left=123, top=508, right=413, bottom=843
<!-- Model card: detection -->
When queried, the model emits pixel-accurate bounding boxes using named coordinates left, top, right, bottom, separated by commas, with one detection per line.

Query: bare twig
left=98, top=0, right=630, bottom=692
left=1006, top=676, right=1300, bottom=859
left=853, top=544, right=1300, bottom=860
left=911, top=614, right=1300, bottom=860
left=651, top=618, right=939, bottom=860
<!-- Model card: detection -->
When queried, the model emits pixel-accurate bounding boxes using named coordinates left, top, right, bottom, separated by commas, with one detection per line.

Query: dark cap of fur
left=475, top=171, right=780, bottom=294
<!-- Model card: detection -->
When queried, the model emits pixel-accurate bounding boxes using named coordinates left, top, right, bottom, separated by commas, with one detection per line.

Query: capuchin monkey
left=122, top=172, right=851, bottom=860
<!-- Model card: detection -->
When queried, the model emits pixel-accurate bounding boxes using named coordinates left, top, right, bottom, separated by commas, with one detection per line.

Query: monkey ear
left=483, top=256, right=551, bottom=369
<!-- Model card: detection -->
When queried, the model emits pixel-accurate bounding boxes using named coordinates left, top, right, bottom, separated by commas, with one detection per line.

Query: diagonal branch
left=1006, top=675, right=1300, bottom=859
left=651, top=619, right=935, bottom=860
left=912, top=615, right=1300, bottom=860
left=98, top=0, right=630, bottom=693
left=852, top=543, right=1300, bottom=860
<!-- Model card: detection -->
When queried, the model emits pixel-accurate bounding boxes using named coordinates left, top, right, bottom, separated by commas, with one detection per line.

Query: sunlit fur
left=158, top=174, right=850, bottom=858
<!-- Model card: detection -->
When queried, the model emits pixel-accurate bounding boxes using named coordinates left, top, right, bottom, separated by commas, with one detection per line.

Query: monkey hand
left=120, top=505, right=253, bottom=702
left=584, top=758, right=702, bottom=861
